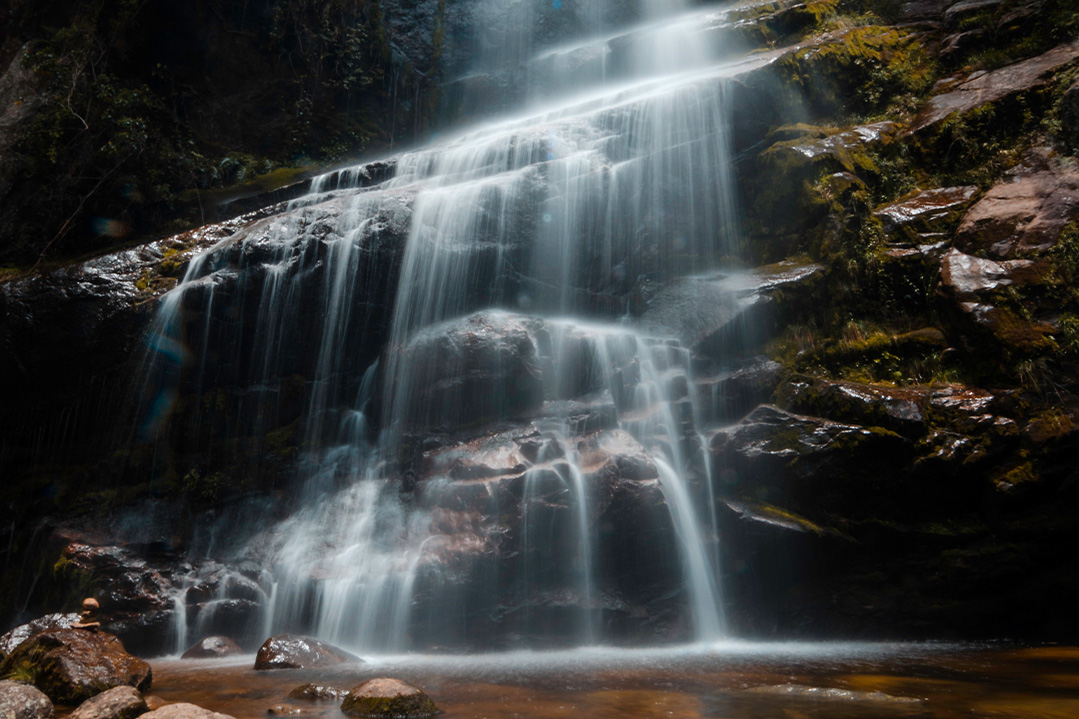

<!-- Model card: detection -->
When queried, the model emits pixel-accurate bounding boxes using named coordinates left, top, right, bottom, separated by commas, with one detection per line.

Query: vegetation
left=0, top=0, right=434, bottom=267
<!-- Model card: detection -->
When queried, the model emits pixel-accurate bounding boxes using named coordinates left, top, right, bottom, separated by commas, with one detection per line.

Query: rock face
left=68, top=686, right=148, bottom=719
left=954, top=151, right=1079, bottom=258
left=180, top=637, right=242, bottom=660
left=0, top=680, right=54, bottom=719
left=874, top=186, right=980, bottom=244
left=912, top=42, right=1079, bottom=131
left=0, top=629, right=152, bottom=705
left=340, top=679, right=440, bottom=719
left=253, top=635, right=358, bottom=670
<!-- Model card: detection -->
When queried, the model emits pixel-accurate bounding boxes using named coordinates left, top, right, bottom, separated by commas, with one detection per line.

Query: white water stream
left=144, top=0, right=761, bottom=652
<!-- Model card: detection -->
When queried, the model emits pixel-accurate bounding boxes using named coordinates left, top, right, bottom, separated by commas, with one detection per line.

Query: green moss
left=774, top=25, right=936, bottom=122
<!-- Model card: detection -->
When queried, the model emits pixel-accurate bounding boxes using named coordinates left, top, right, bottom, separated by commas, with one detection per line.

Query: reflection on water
left=141, top=644, right=1079, bottom=719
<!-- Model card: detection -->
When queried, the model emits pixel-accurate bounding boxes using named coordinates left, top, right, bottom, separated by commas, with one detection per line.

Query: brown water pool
left=146, top=642, right=1079, bottom=719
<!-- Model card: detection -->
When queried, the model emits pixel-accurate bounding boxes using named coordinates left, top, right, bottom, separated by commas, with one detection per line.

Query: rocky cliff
left=3, top=0, right=1079, bottom=649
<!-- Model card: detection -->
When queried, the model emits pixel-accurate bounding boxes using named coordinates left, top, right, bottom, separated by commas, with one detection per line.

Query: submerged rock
left=253, top=635, right=359, bottom=670
left=0, top=680, right=54, bottom=719
left=0, top=629, right=152, bottom=705
left=180, top=637, right=243, bottom=660
left=340, top=678, right=440, bottom=718
left=139, top=704, right=234, bottom=719
left=286, top=685, right=347, bottom=701
left=68, top=686, right=148, bottom=719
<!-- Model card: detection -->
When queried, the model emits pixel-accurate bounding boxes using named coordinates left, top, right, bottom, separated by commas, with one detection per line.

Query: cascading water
left=140, top=0, right=756, bottom=652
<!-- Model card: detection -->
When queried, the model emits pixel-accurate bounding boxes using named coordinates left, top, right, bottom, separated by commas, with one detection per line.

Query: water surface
left=146, top=643, right=1079, bottom=719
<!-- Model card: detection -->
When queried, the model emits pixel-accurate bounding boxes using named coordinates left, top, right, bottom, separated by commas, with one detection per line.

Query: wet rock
left=265, top=706, right=311, bottom=716
left=143, top=698, right=168, bottom=712
left=751, top=123, right=899, bottom=233
left=778, top=376, right=930, bottom=437
left=745, top=683, right=923, bottom=703
left=139, top=704, right=234, bottom=719
left=938, top=248, right=1055, bottom=350
left=1063, top=78, right=1079, bottom=149
left=640, top=262, right=823, bottom=358
left=57, top=543, right=176, bottom=656
left=180, top=637, right=243, bottom=659
left=943, top=0, right=1005, bottom=28
left=253, top=635, right=359, bottom=670
left=69, top=686, right=148, bottom=719
left=0, top=629, right=152, bottom=705
left=874, top=186, right=979, bottom=244
left=0, top=614, right=80, bottom=663
left=940, top=29, right=986, bottom=56
left=286, top=685, right=347, bottom=701
left=698, top=357, right=783, bottom=424
left=0, top=680, right=54, bottom=719
left=396, top=312, right=546, bottom=431
left=711, top=405, right=913, bottom=516
left=939, top=248, right=1046, bottom=297
left=912, top=42, right=1079, bottom=132
left=954, top=150, right=1079, bottom=258
left=340, top=678, right=440, bottom=718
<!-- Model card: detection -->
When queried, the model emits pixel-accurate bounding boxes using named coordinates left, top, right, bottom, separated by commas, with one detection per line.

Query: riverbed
left=146, top=641, right=1079, bottom=719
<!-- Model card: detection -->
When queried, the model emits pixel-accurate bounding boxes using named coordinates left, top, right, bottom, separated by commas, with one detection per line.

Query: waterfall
left=140, top=0, right=750, bottom=651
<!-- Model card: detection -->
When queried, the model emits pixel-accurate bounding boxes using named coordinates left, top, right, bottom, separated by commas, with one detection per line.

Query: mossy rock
left=341, top=679, right=440, bottom=718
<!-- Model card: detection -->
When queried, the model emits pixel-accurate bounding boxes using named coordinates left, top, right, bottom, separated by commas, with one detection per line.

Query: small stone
left=266, top=705, right=311, bottom=716
left=181, top=637, right=243, bottom=659
left=69, top=686, right=148, bottom=719
left=341, top=679, right=440, bottom=718
left=144, top=697, right=169, bottom=711
left=0, top=680, right=54, bottom=719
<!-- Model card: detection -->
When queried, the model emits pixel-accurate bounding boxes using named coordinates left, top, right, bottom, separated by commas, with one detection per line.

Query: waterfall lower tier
left=137, top=0, right=750, bottom=652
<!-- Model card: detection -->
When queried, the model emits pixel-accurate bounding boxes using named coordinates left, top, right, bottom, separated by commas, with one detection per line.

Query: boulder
left=286, top=685, right=347, bottom=701
left=912, top=42, right=1079, bottom=132
left=954, top=150, right=1079, bottom=258
left=265, top=706, right=311, bottom=716
left=0, top=614, right=80, bottom=663
left=180, top=637, right=243, bottom=660
left=340, top=678, right=440, bottom=718
left=253, top=635, right=358, bottom=670
left=393, top=312, right=546, bottom=431
left=68, top=686, right=148, bottom=719
left=0, top=680, right=54, bottom=719
left=138, top=705, right=233, bottom=719
left=873, top=186, right=980, bottom=244
left=0, top=629, right=151, bottom=705
left=56, top=543, right=176, bottom=657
